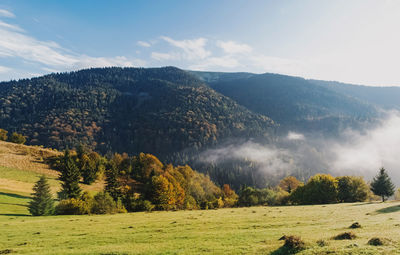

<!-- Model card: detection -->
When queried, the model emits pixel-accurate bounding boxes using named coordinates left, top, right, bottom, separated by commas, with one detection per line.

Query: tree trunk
left=382, top=196, right=385, bottom=202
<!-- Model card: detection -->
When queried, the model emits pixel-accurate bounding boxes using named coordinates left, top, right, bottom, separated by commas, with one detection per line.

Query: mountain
left=0, top=67, right=276, bottom=158
left=310, top=80, right=400, bottom=110
left=192, top=71, right=380, bottom=135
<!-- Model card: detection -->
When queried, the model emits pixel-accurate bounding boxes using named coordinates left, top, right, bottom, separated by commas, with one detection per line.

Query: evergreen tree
left=28, top=175, right=55, bottom=216
left=105, top=160, right=120, bottom=201
left=371, top=167, right=395, bottom=202
left=59, top=149, right=81, bottom=199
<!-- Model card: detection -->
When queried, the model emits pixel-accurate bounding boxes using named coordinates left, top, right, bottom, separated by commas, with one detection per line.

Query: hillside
left=193, top=71, right=380, bottom=135
left=0, top=67, right=276, bottom=158
left=0, top=140, right=103, bottom=196
left=310, top=80, right=400, bottom=110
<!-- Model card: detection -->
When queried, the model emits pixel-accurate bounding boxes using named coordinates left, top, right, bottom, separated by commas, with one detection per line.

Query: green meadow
left=1, top=190, right=400, bottom=254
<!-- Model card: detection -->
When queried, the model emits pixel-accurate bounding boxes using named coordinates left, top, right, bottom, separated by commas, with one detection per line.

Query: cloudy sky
left=0, top=0, right=399, bottom=86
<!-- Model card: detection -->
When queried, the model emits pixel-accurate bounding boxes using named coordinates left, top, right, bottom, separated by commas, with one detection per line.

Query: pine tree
left=105, top=160, right=120, bottom=201
left=59, top=149, right=81, bottom=199
left=371, top=167, right=395, bottom=202
left=28, top=175, right=55, bottom=216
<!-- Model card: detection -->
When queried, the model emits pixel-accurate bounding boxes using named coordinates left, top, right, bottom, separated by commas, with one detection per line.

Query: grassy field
left=1, top=141, right=400, bottom=254
left=1, top=193, right=400, bottom=254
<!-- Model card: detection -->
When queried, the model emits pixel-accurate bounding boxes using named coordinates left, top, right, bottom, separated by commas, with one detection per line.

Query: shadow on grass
left=0, top=192, right=31, bottom=200
left=375, top=205, right=400, bottom=214
left=270, top=247, right=299, bottom=255
left=0, top=213, right=30, bottom=216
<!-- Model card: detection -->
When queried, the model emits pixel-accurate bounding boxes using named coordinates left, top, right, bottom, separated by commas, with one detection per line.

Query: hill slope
left=0, top=67, right=276, bottom=157
left=193, top=71, right=380, bottom=135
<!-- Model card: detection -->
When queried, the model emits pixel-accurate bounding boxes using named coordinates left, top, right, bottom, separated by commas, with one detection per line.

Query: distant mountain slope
left=310, top=80, right=400, bottom=110
left=0, top=67, right=276, bottom=158
left=193, top=71, right=379, bottom=134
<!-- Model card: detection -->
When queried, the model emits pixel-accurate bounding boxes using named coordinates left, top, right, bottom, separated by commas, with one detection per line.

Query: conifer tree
left=371, top=167, right=395, bottom=202
left=59, top=149, right=81, bottom=199
left=29, top=175, right=55, bottom=216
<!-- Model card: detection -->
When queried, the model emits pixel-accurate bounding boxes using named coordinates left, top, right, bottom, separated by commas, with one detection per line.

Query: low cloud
left=160, top=36, right=211, bottom=60
left=200, top=112, right=400, bottom=185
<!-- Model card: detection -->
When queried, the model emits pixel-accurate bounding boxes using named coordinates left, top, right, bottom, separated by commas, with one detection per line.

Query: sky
left=0, top=0, right=399, bottom=86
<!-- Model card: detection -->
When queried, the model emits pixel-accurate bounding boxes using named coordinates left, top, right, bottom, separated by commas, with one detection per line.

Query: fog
left=200, top=111, right=400, bottom=185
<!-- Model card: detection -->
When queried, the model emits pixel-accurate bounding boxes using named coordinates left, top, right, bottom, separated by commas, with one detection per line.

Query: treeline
left=238, top=169, right=395, bottom=206
left=31, top=147, right=239, bottom=216
left=0, top=128, right=26, bottom=144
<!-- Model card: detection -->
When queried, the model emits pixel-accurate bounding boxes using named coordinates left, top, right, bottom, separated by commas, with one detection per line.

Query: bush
left=56, top=198, right=89, bottom=215
left=8, top=132, right=26, bottom=144
left=0, top=129, right=7, bottom=141
left=91, top=192, right=126, bottom=214
left=368, top=238, right=384, bottom=246
left=290, top=174, right=338, bottom=205
left=337, top=176, right=369, bottom=202
left=279, top=235, right=306, bottom=254
left=128, top=199, right=155, bottom=212
left=349, top=222, right=361, bottom=229
left=333, top=232, right=356, bottom=240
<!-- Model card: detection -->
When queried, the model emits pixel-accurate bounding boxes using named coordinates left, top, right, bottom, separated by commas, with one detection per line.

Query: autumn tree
left=59, top=149, right=81, bottom=199
left=279, top=176, right=303, bottom=193
left=371, top=167, right=395, bottom=202
left=151, top=175, right=175, bottom=210
left=0, top=129, right=7, bottom=141
left=9, top=132, right=26, bottom=144
left=29, top=176, right=55, bottom=216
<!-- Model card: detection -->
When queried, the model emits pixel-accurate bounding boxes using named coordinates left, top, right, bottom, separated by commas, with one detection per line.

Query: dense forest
left=193, top=71, right=380, bottom=135
left=1, top=67, right=397, bottom=189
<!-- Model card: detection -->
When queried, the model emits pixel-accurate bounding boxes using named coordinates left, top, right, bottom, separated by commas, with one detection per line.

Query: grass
left=1, top=199, right=400, bottom=254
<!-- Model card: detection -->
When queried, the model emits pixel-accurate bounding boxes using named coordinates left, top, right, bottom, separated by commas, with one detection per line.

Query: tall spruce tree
left=59, top=149, right=81, bottom=199
left=28, top=175, right=55, bottom=216
left=371, top=167, right=395, bottom=202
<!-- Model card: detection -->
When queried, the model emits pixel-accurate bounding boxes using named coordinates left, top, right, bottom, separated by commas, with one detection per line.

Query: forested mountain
left=0, top=67, right=275, bottom=157
left=193, top=71, right=380, bottom=135
left=310, top=80, right=400, bottom=110
left=1, top=67, right=396, bottom=189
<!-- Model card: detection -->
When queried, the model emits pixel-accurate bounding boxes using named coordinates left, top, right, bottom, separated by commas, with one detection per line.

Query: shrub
left=333, top=232, right=356, bottom=240
left=290, top=174, right=338, bottom=205
left=349, top=222, right=361, bottom=229
left=278, top=235, right=306, bottom=254
left=91, top=192, right=126, bottom=214
left=0, top=129, right=7, bottom=141
left=337, top=176, right=369, bottom=202
left=368, top=238, right=384, bottom=246
left=8, top=132, right=26, bottom=144
left=128, top=199, right=155, bottom=212
left=56, top=198, right=89, bottom=215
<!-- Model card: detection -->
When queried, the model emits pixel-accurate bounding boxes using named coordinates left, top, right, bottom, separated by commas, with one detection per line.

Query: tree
left=9, top=132, right=26, bottom=144
left=0, top=129, right=8, bottom=141
left=290, top=174, right=338, bottom=205
left=59, top=149, right=81, bottom=199
left=337, top=176, right=369, bottom=202
left=371, top=167, right=395, bottom=202
left=279, top=176, right=303, bottom=193
left=28, top=175, right=55, bottom=216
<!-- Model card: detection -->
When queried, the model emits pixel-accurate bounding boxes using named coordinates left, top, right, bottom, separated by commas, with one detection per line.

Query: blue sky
left=0, top=0, right=399, bottom=86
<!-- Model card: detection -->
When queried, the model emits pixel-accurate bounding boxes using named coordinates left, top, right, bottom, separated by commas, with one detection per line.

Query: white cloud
left=287, top=131, right=305, bottom=140
left=0, top=19, right=146, bottom=77
left=216, top=40, right=252, bottom=54
left=0, top=9, right=15, bottom=18
left=160, top=36, right=211, bottom=60
left=137, top=40, right=151, bottom=47
left=151, top=52, right=176, bottom=61
left=189, top=56, right=240, bottom=70
left=0, top=65, right=11, bottom=73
